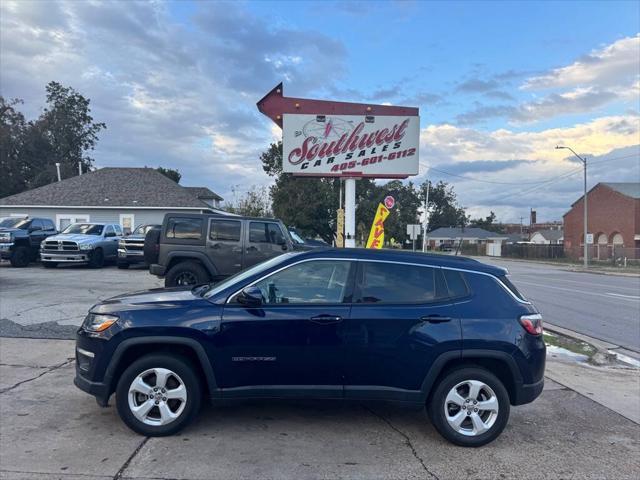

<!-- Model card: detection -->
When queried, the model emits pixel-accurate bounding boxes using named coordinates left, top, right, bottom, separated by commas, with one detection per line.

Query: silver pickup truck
left=40, top=223, right=122, bottom=268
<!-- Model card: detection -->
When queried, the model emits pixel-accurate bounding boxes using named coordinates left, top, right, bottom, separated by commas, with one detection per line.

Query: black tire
left=117, top=262, right=130, bottom=269
left=9, top=246, right=30, bottom=267
left=42, top=262, right=58, bottom=268
left=143, top=227, right=161, bottom=265
left=165, top=261, right=210, bottom=287
left=88, top=248, right=104, bottom=268
left=115, top=354, right=201, bottom=437
left=427, top=367, right=510, bottom=447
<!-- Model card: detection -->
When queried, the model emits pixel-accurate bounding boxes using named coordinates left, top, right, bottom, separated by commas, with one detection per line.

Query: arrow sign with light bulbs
left=257, top=83, right=420, bottom=178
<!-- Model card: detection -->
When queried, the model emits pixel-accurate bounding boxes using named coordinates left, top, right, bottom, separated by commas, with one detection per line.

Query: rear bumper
left=512, top=377, right=544, bottom=405
left=150, top=263, right=166, bottom=276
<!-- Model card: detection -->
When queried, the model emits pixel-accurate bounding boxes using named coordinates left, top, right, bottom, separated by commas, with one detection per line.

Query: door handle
left=309, top=315, right=343, bottom=325
left=421, top=315, right=452, bottom=323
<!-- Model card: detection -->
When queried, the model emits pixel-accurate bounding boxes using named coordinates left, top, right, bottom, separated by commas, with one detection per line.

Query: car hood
left=46, top=233, right=102, bottom=244
left=0, top=227, right=22, bottom=235
left=90, top=287, right=206, bottom=314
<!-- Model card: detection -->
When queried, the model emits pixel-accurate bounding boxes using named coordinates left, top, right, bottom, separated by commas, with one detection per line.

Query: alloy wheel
left=128, top=368, right=187, bottom=426
left=176, top=271, right=197, bottom=286
left=443, top=379, right=499, bottom=437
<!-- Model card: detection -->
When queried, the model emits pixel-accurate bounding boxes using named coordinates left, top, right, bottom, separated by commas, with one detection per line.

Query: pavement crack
left=361, top=404, right=439, bottom=480
left=0, top=359, right=74, bottom=394
left=113, top=436, right=149, bottom=480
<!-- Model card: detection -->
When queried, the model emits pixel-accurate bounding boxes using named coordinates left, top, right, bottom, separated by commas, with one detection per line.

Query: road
left=480, top=258, right=640, bottom=353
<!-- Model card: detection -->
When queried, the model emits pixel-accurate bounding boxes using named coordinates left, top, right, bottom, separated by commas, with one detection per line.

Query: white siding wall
left=0, top=207, right=204, bottom=230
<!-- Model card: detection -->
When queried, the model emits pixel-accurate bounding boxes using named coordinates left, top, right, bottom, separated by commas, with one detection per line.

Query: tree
left=469, top=211, right=504, bottom=233
left=224, top=185, right=272, bottom=217
left=156, top=167, right=181, bottom=183
left=31, top=82, right=106, bottom=186
left=419, top=180, right=467, bottom=231
left=0, top=98, right=27, bottom=197
left=261, top=141, right=340, bottom=244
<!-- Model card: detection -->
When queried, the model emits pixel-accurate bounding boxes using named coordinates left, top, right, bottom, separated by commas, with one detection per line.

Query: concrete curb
left=545, top=322, right=640, bottom=367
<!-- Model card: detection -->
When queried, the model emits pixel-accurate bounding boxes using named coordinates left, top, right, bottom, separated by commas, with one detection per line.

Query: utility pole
left=422, top=179, right=430, bottom=252
left=556, top=146, right=588, bottom=268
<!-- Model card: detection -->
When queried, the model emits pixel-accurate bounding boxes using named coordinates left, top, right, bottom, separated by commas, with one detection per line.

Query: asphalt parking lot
left=1, top=262, right=639, bottom=479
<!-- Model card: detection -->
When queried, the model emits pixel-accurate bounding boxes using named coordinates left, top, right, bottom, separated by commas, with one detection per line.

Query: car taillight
left=519, top=313, right=543, bottom=335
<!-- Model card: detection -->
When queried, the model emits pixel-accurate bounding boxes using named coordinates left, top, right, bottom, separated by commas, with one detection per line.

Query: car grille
left=43, top=240, right=79, bottom=252
left=122, top=239, right=144, bottom=251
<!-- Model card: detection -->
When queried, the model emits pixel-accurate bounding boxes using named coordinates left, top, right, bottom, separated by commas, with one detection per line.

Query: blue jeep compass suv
left=75, top=248, right=545, bottom=447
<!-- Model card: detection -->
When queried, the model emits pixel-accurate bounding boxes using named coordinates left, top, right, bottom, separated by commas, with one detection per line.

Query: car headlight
left=0, top=233, right=12, bottom=243
left=83, top=313, right=119, bottom=332
left=79, top=243, right=94, bottom=250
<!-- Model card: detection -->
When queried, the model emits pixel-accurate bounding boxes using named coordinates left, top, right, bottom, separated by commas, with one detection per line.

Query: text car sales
left=287, top=119, right=415, bottom=172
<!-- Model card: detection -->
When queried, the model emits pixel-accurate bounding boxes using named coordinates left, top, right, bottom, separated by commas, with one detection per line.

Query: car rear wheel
left=115, top=354, right=201, bottom=436
left=165, top=261, right=209, bottom=287
left=9, top=246, right=30, bottom=267
left=427, top=367, right=510, bottom=447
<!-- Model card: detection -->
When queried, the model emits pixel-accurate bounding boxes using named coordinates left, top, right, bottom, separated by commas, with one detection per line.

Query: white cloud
left=523, top=34, right=640, bottom=90
left=419, top=115, right=640, bottom=221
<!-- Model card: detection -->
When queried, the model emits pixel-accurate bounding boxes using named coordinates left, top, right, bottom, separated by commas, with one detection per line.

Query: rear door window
left=356, top=262, right=448, bottom=304
left=166, top=217, right=203, bottom=240
left=210, top=219, right=241, bottom=242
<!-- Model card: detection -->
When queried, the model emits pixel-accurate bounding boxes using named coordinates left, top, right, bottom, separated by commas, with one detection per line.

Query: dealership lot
left=1, top=262, right=639, bottom=479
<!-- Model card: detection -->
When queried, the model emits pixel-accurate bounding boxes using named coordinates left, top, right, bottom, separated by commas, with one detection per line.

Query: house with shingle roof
left=0, top=167, right=225, bottom=233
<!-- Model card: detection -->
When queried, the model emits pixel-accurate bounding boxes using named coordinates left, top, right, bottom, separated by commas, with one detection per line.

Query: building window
left=611, top=233, right=624, bottom=245
left=55, top=214, right=90, bottom=230
left=119, top=214, right=135, bottom=235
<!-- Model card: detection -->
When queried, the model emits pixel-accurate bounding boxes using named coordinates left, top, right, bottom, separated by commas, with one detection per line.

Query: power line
left=422, top=152, right=639, bottom=186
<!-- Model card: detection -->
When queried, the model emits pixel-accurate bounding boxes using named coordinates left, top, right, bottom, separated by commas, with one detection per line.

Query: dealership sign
left=282, top=114, right=420, bottom=178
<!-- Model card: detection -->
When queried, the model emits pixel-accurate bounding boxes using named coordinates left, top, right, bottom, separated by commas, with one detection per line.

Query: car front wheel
left=116, top=354, right=201, bottom=436
left=428, top=367, right=510, bottom=447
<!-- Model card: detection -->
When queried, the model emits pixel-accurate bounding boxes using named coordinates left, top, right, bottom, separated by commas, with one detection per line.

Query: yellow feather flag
left=365, top=203, right=390, bottom=249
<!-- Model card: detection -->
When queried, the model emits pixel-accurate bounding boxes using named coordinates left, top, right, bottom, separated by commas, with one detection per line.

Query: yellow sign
left=365, top=203, right=390, bottom=249
left=336, top=208, right=345, bottom=248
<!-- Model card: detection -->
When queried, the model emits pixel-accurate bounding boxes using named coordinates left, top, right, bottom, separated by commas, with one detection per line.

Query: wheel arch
left=104, top=336, right=218, bottom=400
left=421, top=350, right=522, bottom=405
left=166, top=252, right=218, bottom=277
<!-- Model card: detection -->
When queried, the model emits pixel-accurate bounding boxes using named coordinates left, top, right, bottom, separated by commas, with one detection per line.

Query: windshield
left=62, top=223, right=104, bottom=235
left=203, top=253, right=298, bottom=299
left=133, top=224, right=158, bottom=235
left=0, top=217, right=29, bottom=229
left=289, top=230, right=305, bottom=244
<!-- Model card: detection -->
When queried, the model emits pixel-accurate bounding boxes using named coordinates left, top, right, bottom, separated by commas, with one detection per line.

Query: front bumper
left=74, top=367, right=110, bottom=407
left=0, top=242, right=14, bottom=258
left=118, top=248, right=145, bottom=263
left=41, top=252, right=90, bottom=263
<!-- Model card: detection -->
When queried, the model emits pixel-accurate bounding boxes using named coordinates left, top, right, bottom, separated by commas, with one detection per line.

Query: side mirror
left=237, top=286, right=263, bottom=306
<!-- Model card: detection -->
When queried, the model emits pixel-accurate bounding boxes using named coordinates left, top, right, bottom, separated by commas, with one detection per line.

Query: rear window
left=357, top=262, right=448, bottom=304
left=166, top=217, right=202, bottom=240
left=499, top=275, right=527, bottom=301
left=443, top=270, right=470, bottom=298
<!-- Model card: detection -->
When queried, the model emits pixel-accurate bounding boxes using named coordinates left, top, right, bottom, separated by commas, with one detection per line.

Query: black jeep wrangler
left=146, top=213, right=301, bottom=287
left=0, top=216, right=58, bottom=267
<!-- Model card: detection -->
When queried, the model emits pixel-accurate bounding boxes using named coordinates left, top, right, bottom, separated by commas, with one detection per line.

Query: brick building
left=563, top=183, right=640, bottom=257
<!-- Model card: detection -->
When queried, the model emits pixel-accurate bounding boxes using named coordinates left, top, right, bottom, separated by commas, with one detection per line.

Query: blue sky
left=1, top=0, right=638, bottom=222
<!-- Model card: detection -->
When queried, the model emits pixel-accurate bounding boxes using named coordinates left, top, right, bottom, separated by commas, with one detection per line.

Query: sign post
left=257, top=83, right=420, bottom=248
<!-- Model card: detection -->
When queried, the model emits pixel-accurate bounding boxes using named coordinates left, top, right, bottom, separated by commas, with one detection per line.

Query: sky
left=1, top=0, right=639, bottom=222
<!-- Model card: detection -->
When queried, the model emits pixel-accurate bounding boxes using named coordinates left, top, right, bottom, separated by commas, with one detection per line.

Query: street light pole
left=556, top=146, right=588, bottom=268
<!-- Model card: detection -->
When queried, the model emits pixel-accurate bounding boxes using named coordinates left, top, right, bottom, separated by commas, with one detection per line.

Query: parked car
left=41, top=223, right=123, bottom=268
left=75, top=248, right=545, bottom=446
left=117, top=224, right=161, bottom=269
left=0, top=216, right=58, bottom=267
left=289, top=229, right=329, bottom=248
left=147, top=213, right=299, bottom=287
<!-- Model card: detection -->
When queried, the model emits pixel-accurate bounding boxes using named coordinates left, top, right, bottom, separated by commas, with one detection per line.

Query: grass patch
left=543, top=331, right=598, bottom=358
